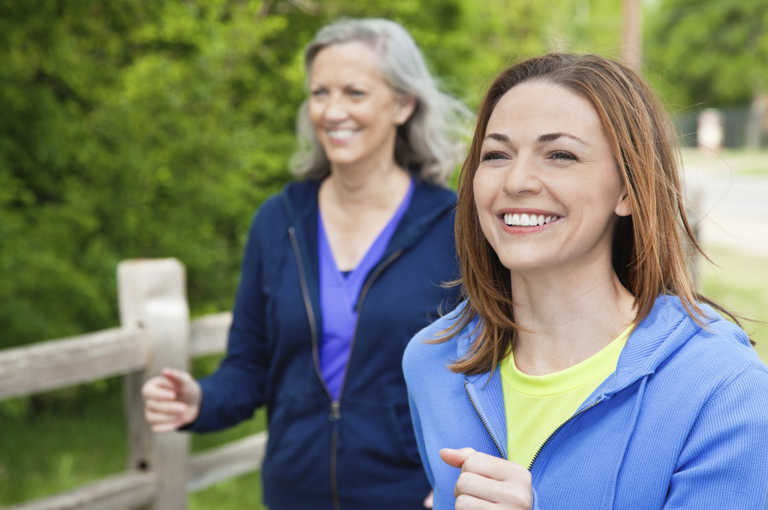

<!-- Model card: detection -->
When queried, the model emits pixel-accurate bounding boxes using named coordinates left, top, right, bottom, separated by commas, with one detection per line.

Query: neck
left=325, top=158, right=411, bottom=211
left=510, top=255, right=636, bottom=376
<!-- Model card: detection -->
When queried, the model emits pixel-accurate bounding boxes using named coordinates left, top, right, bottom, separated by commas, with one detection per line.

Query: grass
left=0, top=356, right=268, bottom=509
left=681, top=148, right=768, bottom=175
left=2, top=247, right=767, bottom=508
left=700, top=245, right=768, bottom=360
left=0, top=380, right=127, bottom=507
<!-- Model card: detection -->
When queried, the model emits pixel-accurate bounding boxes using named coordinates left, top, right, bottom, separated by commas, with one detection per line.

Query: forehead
left=486, top=82, right=604, bottom=140
left=310, top=41, right=382, bottom=83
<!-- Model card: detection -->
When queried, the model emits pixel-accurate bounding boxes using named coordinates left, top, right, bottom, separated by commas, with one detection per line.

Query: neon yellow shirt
left=501, top=325, right=633, bottom=469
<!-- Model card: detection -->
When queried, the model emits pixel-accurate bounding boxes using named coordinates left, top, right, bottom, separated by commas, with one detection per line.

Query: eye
left=549, top=150, right=578, bottom=161
left=348, top=89, right=366, bottom=98
left=310, top=88, right=328, bottom=97
left=481, top=151, right=508, bottom=161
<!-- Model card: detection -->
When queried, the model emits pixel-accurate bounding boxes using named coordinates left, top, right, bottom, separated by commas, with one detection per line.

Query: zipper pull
left=329, top=401, right=341, bottom=421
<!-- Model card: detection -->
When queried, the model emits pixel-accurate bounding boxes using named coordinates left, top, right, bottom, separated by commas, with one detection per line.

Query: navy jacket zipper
left=290, top=225, right=403, bottom=510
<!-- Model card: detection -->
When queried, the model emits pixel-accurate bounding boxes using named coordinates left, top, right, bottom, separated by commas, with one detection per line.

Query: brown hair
left=444, top=53, right=724, bottom=375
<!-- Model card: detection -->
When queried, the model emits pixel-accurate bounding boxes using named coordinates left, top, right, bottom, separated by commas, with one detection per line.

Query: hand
left=142, top=367, right=202, bottom=433
left=424, top=490, right=433, bottom=508
left=441, top=448, right=532, bottom=510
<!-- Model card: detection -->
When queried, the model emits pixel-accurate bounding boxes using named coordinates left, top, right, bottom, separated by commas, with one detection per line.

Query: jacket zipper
left=289, top=226, right=403, bottom=510
left=464, top=380, right=506, bottom=459
left=527, top=396, right=604, bottom=471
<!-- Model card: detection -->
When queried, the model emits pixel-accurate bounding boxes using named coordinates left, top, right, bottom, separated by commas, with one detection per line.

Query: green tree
left=0, top=0, right=570, bottom=355
left=644, top=0, right=768, bottom=109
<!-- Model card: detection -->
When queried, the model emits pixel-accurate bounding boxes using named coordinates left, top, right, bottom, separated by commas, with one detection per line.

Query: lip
left=495, top=208, right=564, bottom=234
left=326, top=128, right=359, bottom=145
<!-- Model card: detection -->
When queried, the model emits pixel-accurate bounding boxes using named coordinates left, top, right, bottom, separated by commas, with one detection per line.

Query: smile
left=503, top=213, right=558, bottom=227
left=328, top=129, right=357, bottom=141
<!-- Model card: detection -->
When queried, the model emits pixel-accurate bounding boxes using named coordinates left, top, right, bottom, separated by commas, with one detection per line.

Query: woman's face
left=308, top=42, right=414, bottom=171
left=473, top=81, right=631, bottom=276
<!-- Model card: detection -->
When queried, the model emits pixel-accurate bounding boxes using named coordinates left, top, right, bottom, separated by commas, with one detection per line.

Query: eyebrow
left=537, top=132, right=587, bottom=145
left=484, top=132, right=588, bottom=145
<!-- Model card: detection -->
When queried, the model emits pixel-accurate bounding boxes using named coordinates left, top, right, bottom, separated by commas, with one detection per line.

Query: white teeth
left=328, top=129, right=355, bottom=140
left=503, top=213, right=558, bottom=227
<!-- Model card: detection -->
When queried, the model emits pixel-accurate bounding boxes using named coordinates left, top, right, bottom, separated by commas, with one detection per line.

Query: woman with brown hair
left=404, top=53, right=768, bottom=510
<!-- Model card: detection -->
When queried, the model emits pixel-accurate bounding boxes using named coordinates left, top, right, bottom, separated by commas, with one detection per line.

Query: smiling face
left=473, top=81, right=631, bottom=276
left=308, top=42, right=414, bottom=172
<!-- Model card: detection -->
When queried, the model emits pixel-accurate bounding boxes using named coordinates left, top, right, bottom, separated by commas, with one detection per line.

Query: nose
left=501, top=153, right=542, bottom=196
left=322, top=91, right=349, bottom=123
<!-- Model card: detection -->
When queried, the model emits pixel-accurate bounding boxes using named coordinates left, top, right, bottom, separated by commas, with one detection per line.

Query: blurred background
left=1, top=0, right=767, bottom=508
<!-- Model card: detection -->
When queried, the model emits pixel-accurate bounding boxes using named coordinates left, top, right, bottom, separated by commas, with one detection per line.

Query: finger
left=454, top=471, right=511, bottom=502
left=144, top=408, right=183, bottom=427
left=440, top=447, right=476, bottom=469
left=461, top=451, right=529, bottom=482
left=145, top=399, right=188, bottom=415
left=142, top=377, right=176, bottom=400
left=423, top=490, right=433, bottom=508
left=151, top=420, right=184, bottom=434
left=454, top=494, right=494, bottom=510
left=163, top=367, right=194, bottom=388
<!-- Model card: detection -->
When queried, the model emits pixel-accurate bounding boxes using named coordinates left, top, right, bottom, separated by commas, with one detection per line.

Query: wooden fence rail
left=1, top=258, right=265, bottom=510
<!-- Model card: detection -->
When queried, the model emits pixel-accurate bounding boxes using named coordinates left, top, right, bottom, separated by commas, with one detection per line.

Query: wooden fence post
left=118, top=259, right=190, bottom=510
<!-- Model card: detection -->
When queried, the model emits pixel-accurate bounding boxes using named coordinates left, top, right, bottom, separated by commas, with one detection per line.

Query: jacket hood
left=453, top=294, right=749, bottom=461
left=455, top=295, right=745, bottom=393
left=279, top=178, right=457, bottom=259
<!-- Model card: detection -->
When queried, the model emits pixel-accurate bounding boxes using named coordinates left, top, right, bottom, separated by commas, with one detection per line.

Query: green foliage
left=0, top=0, right=570, bottom=356
left=644, top=0, right=768, bottom=108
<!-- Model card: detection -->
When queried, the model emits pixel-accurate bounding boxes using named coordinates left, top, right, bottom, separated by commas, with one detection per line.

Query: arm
left=664, top=366, right=768, bottom=509
left=408, top=390, right=435, bottom=488
left=188, top=208, right=273, bottom=432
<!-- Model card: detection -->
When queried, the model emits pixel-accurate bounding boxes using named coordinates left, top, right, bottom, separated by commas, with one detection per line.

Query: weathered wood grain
left=188, top=431, right=268, bottom=492
left=118, top=258, right=190, bottom=510
left=0, top=327, right=146, bottom=400
left=189, top=312, right=232, bottom=357
left=6, top=471, right=157, bottom=510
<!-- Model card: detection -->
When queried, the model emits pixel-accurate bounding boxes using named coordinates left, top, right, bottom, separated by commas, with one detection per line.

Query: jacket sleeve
left=663, top=365, right=768, bottom=509
left=188, top=205, right=273, bottom=432
left=408, top=389, right=434, bottom=488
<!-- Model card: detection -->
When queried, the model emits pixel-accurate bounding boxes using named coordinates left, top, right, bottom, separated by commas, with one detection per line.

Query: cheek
left=307, top=102, right=324, bottom=128
left=472, top=169, right=501, bottom=237
left=473, top=168, right=500, bottom=213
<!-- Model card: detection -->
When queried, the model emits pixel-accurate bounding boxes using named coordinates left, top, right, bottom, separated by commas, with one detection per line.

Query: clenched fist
left=142, top=368, right=202, bottom=433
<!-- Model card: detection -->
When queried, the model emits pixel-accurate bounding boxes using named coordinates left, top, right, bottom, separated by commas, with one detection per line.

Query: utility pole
left=622, top=0, right=642, bottom=71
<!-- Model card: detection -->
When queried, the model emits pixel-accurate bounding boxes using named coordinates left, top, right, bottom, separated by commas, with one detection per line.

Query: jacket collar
left=280, top=177, right=457, bottom=257
left=279, top=177, right=457, bottom=336
left=456, top=295, right=730, bottom=458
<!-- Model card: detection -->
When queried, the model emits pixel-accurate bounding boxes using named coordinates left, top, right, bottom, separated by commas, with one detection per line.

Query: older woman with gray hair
left=141, top=18, right=470, bottom=509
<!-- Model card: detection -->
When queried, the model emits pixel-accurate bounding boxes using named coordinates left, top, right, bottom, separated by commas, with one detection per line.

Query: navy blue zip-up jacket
left=190, top=178, right=461, bottom=509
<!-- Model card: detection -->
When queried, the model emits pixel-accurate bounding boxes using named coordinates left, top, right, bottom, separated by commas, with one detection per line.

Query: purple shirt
left=318, top=179, right=415, bottom=401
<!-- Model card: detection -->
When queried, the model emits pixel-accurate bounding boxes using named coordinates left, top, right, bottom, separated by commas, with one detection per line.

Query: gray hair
left=291, top=18, right=473, bottom=185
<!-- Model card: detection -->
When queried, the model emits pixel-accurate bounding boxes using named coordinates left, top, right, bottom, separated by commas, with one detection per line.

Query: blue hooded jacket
left=404, top=296, right=768, bottom=509
left=190, top=179, right=461, bottom=509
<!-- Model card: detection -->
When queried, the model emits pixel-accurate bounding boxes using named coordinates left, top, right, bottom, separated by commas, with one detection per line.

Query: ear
left=615, top=184, right=632, bottom=217
left=393, top=95, right=417, bottom=126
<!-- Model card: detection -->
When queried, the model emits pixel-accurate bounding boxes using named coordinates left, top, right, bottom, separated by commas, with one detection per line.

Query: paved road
left=683, top=152, right=768, bottom=258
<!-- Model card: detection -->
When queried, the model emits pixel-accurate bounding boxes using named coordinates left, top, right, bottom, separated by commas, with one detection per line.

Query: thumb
left=440, top=447, right=476, bottom=469
left=162, top=368, right=193, bottom=390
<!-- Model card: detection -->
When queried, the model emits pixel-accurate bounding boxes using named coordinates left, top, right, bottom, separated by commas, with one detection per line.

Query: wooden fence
left=0, top=258, right=266, bottom=510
